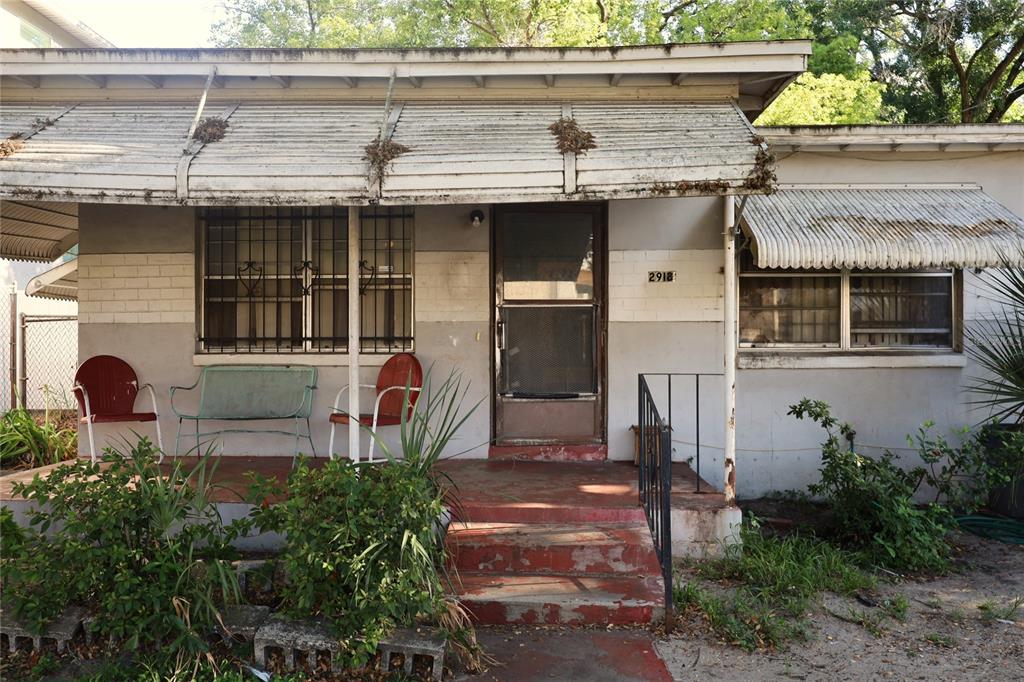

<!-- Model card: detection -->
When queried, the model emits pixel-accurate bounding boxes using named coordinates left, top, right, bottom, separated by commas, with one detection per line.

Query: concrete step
left=488, top=445, right=608, bottom=462
left=454, top=572, right=665, bottom=625
left=457, top=498, right=645, bottom=524
left=447, top=522, right=661, bottom=575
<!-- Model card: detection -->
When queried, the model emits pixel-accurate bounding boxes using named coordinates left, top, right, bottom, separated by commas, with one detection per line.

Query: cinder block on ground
left=218, top=605, right=270, bottom=644
left=0, top=606, right=87, bottom=654
left=378, top=626, right=445, bottom=681
left=253, top=613, right=338, bottom=670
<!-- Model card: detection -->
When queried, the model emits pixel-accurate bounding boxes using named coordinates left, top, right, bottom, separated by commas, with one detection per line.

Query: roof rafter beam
left=139, top=75, right=163, bottom=88
left=9, top=75, right=40, bottom=88
left=408, top=75, right=422, bottom=88
left=473, top=75, right=485, bottom=87
left=340, top=76, right=356, bottom=87
left=609, top=73, right=622, bottom=86
left=545, top=74, right=555, bottom=87
left=672, top=73, right=689, bottom=86
left=271, top=75, right=291, bottom=88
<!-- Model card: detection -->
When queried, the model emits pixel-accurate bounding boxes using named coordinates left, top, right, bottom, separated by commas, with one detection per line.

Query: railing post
left=722, top=197, right=737, bottom=504
left=695, top=373, right=700, bottom=493
left=660, top=418, right=674, bottom=631
left=18, top=313, right=28, bottom=409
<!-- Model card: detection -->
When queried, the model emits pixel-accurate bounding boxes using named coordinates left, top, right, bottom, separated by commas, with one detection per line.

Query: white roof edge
left=1, top=0, right=113, bottom=48
left=758, top=124, right=1024, bottom=146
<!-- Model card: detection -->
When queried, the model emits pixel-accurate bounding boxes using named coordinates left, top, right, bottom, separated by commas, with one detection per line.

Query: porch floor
left=0, top=456, right=728, bottom=512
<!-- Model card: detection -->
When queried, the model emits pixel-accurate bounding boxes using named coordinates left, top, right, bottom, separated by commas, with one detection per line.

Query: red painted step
left=455, top=572, right=665, bottom=626
left=448, top=522, right=661, bottom=575
left=488, top=444, right=608, bottom=462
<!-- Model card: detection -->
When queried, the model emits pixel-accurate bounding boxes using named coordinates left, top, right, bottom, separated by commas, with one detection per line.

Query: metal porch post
left=348, top=206, right=361, bottom=463
left=722, top=196, right=737, bottom=503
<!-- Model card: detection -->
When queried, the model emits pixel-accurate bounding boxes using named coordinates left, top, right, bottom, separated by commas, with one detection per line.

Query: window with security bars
left=739, top=251, right=955, bottom=349
left=198, top=206, right=413, bottom=353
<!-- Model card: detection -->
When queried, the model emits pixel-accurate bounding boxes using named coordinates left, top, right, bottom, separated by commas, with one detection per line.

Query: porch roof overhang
left=739, top=185, right=1024, bottom=270
left=26, top=256, right=78, bottom=300
left=0, top=198, right=78, bottom=262
left=0, top=98, right=772, bottom=207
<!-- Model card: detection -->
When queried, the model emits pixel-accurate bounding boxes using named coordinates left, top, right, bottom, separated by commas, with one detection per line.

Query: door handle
left=496, top=318, right=506, bottom=351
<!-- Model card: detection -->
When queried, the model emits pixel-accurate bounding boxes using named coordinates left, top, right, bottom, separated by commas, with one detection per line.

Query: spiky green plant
left=964, top=250, right=1024, bottom=424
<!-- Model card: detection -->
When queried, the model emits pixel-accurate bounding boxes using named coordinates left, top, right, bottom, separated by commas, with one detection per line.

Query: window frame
left=195, top=207, right=415, bottom=355
left=739, top=267, right=960, bottom=352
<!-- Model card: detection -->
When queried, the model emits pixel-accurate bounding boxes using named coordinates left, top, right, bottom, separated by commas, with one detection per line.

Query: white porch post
left=722, top=196, right=737, bottom=503
left=348, top=206, right=361, bottom=462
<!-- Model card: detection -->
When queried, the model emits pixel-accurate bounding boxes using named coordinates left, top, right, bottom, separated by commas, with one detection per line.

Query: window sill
left=737, top=351, right=966, bottom=370
left=193, top=353, right=393, bottom=367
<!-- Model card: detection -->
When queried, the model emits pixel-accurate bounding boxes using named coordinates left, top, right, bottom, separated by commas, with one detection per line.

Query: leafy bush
left=245, top=367, right=482, bottom=667
left=0, top=405, right=77, bottom=469
left=2, top=439, right=241, bottom=659
left=248, top=457, right=448, bottom=665
left=789, top=399, right=952, bottom=573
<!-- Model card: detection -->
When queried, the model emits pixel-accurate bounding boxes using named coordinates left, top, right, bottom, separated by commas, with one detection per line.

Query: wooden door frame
left=489, top=202, right=609, bottom=446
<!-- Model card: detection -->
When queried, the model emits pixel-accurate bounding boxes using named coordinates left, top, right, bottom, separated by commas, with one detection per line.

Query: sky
left=52, top=0, right=225, bottom=48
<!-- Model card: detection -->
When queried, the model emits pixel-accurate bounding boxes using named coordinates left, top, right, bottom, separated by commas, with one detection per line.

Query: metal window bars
left=198, top=206, right=413, bottom=354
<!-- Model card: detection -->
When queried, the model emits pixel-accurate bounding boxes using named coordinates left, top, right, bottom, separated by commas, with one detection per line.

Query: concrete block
left=218, top=605, right=270, bottom=644
left=253, top=614, right=338, bottom=671
left=0, top=606, right=87, bottom=654
left=670, top=504, right=742, bottom=558
left=378, top=627, right=445, bottom=681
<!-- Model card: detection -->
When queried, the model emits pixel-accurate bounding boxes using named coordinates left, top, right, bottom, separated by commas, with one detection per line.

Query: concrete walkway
left=457, top=627, right=672, bottom=682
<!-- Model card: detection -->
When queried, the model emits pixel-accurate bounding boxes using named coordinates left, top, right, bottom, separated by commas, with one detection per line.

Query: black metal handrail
left=638, top=374, right=674, bottom=629
left=638, top=371, right=724, bottom=630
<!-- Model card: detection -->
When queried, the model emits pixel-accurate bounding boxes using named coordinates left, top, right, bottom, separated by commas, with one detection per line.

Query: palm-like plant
left=965, top=250, right=1024, bottom=424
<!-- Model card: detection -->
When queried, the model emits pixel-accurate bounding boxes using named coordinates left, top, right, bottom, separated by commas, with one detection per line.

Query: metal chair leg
left=328, top=422, right=336, bottom=460
left=86, top=417, right=97, bottom=464
left=306, top=418, right=316, bottom=458
left=174, top=418, right=182, bottom=457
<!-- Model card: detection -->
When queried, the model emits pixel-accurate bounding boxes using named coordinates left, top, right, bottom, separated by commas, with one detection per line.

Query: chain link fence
left=4, top=289, right=79, bottom=412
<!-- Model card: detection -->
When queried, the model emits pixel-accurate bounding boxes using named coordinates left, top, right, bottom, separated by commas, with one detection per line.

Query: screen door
left=493, top=204, right=606, bottom=444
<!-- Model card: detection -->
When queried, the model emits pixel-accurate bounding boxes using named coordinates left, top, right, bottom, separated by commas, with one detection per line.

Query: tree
left=756, top=71, right=887, bottom=124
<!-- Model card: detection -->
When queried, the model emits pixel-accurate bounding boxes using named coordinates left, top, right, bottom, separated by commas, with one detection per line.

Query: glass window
left=200, top=207, right=413, bottom=353
left=501, top=212, right=594, bottom=300
left=850, top=274, right=952, bottom=347
left=739, top=276, right=841, bottom=345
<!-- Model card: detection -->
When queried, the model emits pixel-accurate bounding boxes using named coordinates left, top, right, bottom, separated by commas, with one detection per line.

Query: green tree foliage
left=213, top=0, right=1024, bottom=123
left=757, top=71, right=886, bottom=125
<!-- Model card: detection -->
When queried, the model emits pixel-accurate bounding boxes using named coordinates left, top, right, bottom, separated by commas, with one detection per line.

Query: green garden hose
left=955, top=515, right=1024, bottom=545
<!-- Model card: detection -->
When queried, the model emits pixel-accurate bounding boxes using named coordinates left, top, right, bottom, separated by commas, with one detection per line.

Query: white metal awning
left=0, top=199, right=78, bottom=262
left=740, top=186, right=1024, bottom=270
left=26, top=256, right=78, bottom=300
left=0, top=100, right=770, bottom=208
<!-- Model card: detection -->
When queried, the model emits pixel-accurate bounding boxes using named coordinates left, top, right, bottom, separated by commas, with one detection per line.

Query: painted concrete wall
left=75, top=149, right=1024, bottom=499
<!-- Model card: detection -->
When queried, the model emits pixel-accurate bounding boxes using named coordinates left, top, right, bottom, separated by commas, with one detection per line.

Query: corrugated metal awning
left=0, top=100, right=770, bottom=207
left=740, top=186, right=1024, bottom=270
left=26, top=257, right=78, bottom=301
left=0, top=200, right=78, bottom=262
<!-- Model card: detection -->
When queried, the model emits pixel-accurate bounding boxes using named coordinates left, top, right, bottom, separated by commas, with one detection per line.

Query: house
left=2, top=44, right=1023, bottom=625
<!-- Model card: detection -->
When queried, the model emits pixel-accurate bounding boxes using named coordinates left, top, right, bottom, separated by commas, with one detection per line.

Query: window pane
left=358, top=207, right=414, bottom=353
left=739, top=276, right=841, bottom=345
left=502, top=306, right=596, bottom=395
left=501, top=212, right=594, bottom=300
left=851, top=274, right=952, bottom=347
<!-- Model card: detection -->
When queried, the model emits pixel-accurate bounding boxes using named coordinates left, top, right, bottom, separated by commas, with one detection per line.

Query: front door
left=493, top=203, right=606, bottom=445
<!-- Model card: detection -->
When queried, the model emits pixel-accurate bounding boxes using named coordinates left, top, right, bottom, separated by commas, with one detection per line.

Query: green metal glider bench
left=170, top=365, right=317, bottom=459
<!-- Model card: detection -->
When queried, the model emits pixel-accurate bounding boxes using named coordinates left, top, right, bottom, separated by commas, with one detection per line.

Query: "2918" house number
left=648, top=271, right=676, bottom=282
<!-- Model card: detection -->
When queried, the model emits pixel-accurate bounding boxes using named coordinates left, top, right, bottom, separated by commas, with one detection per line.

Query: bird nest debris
left=1, top=137, right=24, bottom=158
left=31, top=117, right=57, bottom=132
left=653, top=179, right=732, bottom=195
left=192, top=117, right=230, bottom=143
left=741, top=142, right=777, bottom=192
left=363, top=136, right=410, bottom=184
left=549, top=118, right=597, bottom=155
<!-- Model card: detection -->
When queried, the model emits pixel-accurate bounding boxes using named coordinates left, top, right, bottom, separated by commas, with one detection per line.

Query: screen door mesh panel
left=502, top=306, right=596, bottom=396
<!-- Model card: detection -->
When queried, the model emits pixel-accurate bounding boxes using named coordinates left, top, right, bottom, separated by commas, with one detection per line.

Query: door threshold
left=488, top=444, right=608, bottom=462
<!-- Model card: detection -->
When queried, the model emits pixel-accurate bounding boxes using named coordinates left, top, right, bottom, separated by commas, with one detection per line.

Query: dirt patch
left=659, top=534, right=1024, bottom=681
left=549, top=118, right=597, bottom=155
left=192, top=117, right=229, bottom=143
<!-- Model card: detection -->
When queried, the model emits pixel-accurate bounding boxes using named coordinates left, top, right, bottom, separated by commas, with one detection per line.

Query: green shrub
left=789, top=399, right=952, bottom=573
left=248, top=457, right=447, bottom=665
left=2, top=439, right=241, bottom=658
left=0, top=404, right=77, bottom=469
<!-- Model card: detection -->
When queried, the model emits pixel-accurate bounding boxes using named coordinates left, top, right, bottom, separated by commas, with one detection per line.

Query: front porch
left=0, top=455, right=739, bottom=625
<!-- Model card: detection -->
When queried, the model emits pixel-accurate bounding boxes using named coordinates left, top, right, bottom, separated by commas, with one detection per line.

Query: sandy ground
left=657, top=534, right=1024, bottom=682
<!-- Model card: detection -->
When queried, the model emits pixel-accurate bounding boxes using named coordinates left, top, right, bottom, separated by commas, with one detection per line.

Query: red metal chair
left=328, top=352, right=424, bottom=462
left=73, top=355, right=164, bottom=463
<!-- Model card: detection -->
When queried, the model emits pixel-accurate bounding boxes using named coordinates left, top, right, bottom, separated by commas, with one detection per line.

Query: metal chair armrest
left=137, top=382, right=160, bottom=418
left=371, top=385, right=423, bottom=424
left=73, top=382, right=93, bottom=421
left=331, top=384, right=379, bottom=413
left=169, top=378, right=201, bottom=418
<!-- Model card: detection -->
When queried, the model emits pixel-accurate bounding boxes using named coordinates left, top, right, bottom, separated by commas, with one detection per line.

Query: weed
left=882, top=594, right=910, bottom=622
left=0, top=398, right=78, bottom=469
left=924, top=632, right=955, bottom=648
left=978, top=596, right=1023, bottom=623
left=947, top=607, right=966, bottom=624
left=192, top=117, right=229, bottom=143
left=847, top=607, right=886, bottom=637
left=697, top=522, right=874, bottom=616
left=675, top=581, right=805, bottom=651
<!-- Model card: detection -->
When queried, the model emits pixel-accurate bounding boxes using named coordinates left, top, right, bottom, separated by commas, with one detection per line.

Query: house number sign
left=648, top=271, right=677, bottom=282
